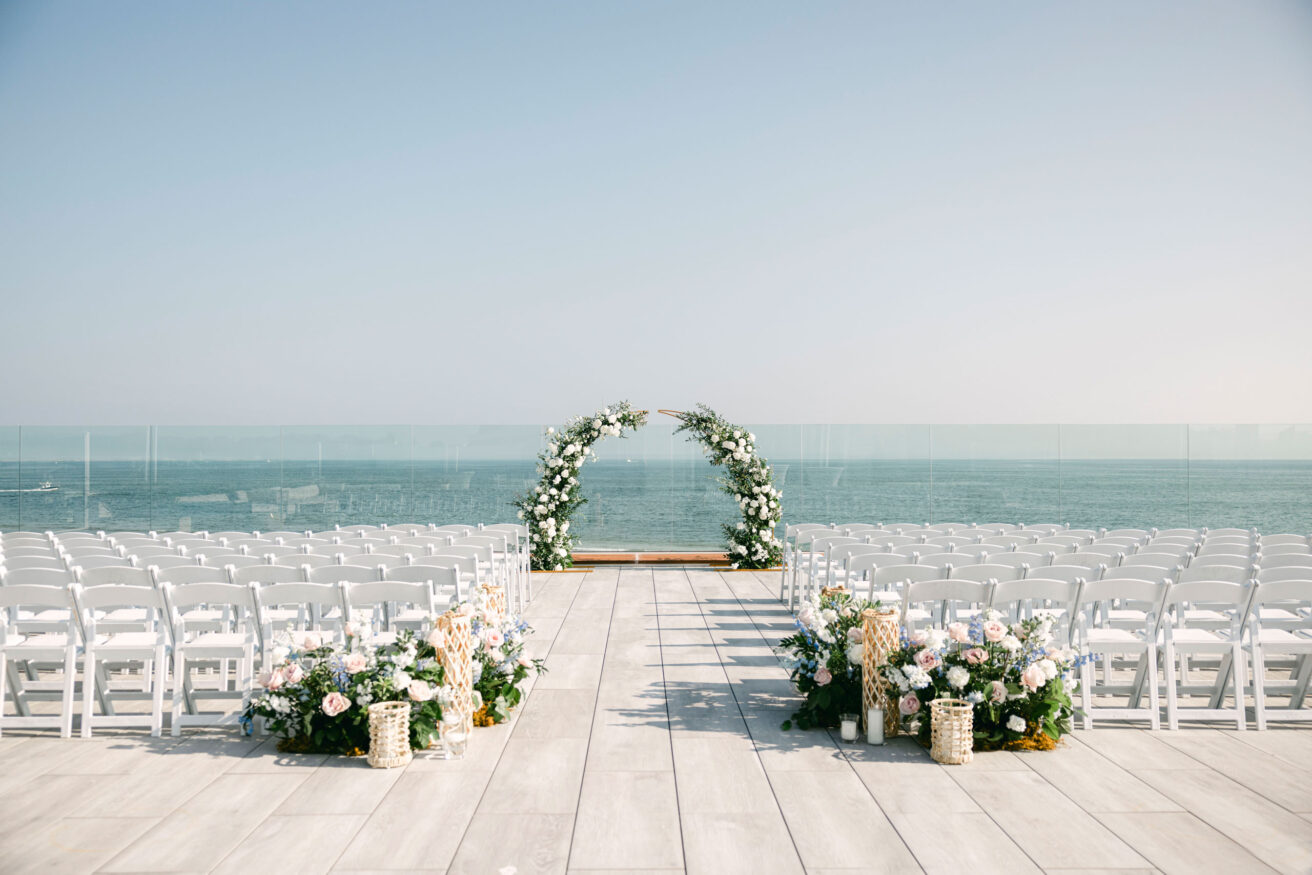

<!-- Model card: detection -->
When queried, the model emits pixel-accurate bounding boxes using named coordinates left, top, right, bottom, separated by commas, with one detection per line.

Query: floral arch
left=514, top=401, right=783, bottom=570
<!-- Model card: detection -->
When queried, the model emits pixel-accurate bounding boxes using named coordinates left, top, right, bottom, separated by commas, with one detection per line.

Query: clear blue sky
left=2, top=1, right=1310, bottom=425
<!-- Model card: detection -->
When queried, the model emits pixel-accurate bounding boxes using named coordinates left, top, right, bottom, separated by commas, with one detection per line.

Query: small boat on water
left=0, top=481, right=59, bottom=494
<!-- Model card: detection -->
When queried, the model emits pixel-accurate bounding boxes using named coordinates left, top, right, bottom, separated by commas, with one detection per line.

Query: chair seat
left=2, top=632, right=77, bottom=656
left=179, top=631, right=253, bottom=657
left=1169, top=627, right=1236, bottom=646
left=92, top=631, right=165, bottom=654
left=1084, top=628, right=1150, bottom=647
left=1251, top=628, right=1312, bottom=651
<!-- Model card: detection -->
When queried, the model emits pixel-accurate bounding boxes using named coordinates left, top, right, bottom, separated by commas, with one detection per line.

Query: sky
left=1, top=1, right=1310, bottom=426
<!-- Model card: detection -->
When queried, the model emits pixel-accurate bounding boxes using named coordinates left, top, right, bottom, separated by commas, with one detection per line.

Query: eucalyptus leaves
left=515, top=401, right=648, bottom=570
left=672, top=404, right=783, bottom=569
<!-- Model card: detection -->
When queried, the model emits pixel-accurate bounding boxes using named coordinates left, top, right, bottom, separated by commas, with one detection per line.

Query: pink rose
left=908, top=629, right=928, bottom=646
left=899, top=692, right=921, bottom=715
left=284, top=663, right=305, bottom=685
left=483, top=629, right=505, bottom=651
left=299, top=631, right=323, bottom=650
left=426, top=628, right=447, bottom=649
left=982, top=620, right=1007, bottom=643
left=913, top=649, right=941, bottom=671
left=321, top=691, right=350, bottom=717
left=343, top=652, right=368, bottom=674
left=814, top=667, right=833, bottom=686
left=1020, top=663, right=1047, bottom=692
left=1011, top=623, right=1025, bottom=638
left=846, top=627, right=864, bottom=644
left=259, top=668, right=285, bottom=690
left=947, top=622, right=970, bottom=643
left=990, top=680, right=1007, bottom=703
left=964, top=648, right=988, bottom=665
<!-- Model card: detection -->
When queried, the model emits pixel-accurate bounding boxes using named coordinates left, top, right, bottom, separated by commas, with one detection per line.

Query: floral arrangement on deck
left=515, top=401, right=648, bottom=570
left=883, top=612, right=1094, bottom=750
left=671, top=404, right=783, bottom=569
left=776, top=591, right=883, bottom=729
left=245, top=599, right=545, bottom=755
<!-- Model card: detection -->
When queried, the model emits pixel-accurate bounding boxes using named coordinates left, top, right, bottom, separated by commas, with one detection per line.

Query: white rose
left=946, top=665, right=970, bottom=689
left=1000, top=635, right=1022, bottom=652
left=1006, top=714, right=1027, bottom=733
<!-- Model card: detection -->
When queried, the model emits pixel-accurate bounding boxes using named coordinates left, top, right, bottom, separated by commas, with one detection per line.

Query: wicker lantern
left=437, top=609, right=474, bottom=734
left=480, top=582, right=506, bottom=623
left=861, top=608, right=901, bottom=740
left=819, top=585, right=848, bottom=599
left=366, top=701, right=413, bottom=769
left=930, top=698, right=974, bottom=765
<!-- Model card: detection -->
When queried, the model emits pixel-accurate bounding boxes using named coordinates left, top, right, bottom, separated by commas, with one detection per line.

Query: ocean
left=2, top=459, right=1309, bottom=547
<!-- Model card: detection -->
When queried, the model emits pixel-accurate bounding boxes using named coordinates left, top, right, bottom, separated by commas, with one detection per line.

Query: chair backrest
left=1248, top=579, right=1312, bottom=610
left=988, top=552, right=1047, bottom=569
left=307, top=564, right=381, bottom=585
left=196, top=553, right=265, bottom=569
left=251, top=581, right=346, bottom=616
left=74, top=565, right=154, bottom=588
left=1103, top=528, right=1150, bottom=540
left=1163, top=579, right=1252, bottom=622
left=903, top=578, right=994, bottom=622
left=1101, top=565, right=1175, bottom=583
left=924, top=536, right=974, bottom=549
left=141, top=555, right=195, bottom=570
left=1123, top=552, right=1188, bottom=568
left=1177, top=564, right=1249, bottom=584
left=221, top=538, right=272, bottom=551
left=341, top=554, right=410, bottom=570
left=942, top=545, right=993, bottom=562
left=871, top=564, right=943, bottom=589
left=1255, top=553, right=1312, bottom=569
left=152, top=565, right=230, bottom=587
left=230, top=564, right=305, bottom=586
left=413, top=553, right=477, bottom=577
left=287, top=553, right=343, bottom=569
left=67, top=555, right=136, bottom=571
left=124, top=545, right=180, bottom=559
left=342, top=581, right=436, bottom=625
left=1038, top=565, right=1098, bottom=585
left=0, top=582, right=75, bottom=624
left=911, top=552, right=959, bottom=569
left=337, top=524, right=385, bottom=537
left=1260, top=544, right=1312, bottom=556
left=1260, top=534, right=1310, bottom=547
left=0, top=555, right=67, bottom=571
left=310, top=542, right=363, bottom=556
left=162, top=581, right=257, bottom=617
left=1082, top=544, right=1128, bottom=559
left=0, top=566, right=75, bottom=587
left=991, top=577, right=1083, bottom=626
left=72, top=582, right=166, bottom=616
left=843, top=550, right=906, bottom=577
left=1035, top=536, right=1088, bottom=550
left=980, top=534, right=1038, bottom=549
left=431, top=545, right=487, bottom=564
left=1256, top=567, right=1312, bottom=584
left=58, top=544, right=122, bottom=559
left=1077, top=578, right=1171, bottom=631
left=830, top=543, right=885, bottom=566
left=1189, top=553, right=1254, bottom=568
left=948, top=563, right=1024, bottom=583
left=867, top=535, right=917, bottom=550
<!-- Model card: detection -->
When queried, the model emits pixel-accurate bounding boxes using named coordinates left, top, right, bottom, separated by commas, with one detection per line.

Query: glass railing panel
left=152, top=426, right=283, bottom=534
left=412, top=425, right=542, bottom=528
left=1058, top=425, right=1189, bottom=530
left=0, top=427, right=19, bottom=530
left=279, top=426, right=412, bottom=532
left=929, top=425, right=1061, bottom=525
left=756, top=425, right=933, bottom=527
left=14, top=427, right=150, bottom=532
left=1187, top=424, right=1312, bottom=532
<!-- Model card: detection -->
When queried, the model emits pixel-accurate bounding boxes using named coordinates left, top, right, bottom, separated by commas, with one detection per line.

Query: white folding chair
left=162, top=581, right=258, bottom=734
left=902, top=579, right=994, bottom=629
left=342, top=580, right=436, bottom=639
left=72, top=583, right=169, bottom=737
left=991, top=577, right=1083, bottom=644
left=1073, top=578, right=1170, bottom=730
left=1246, top=579, right=1312, bottom=729
left=385, top=564, right=465, bottom=609
left=0, top=584, right=81, bottom=738
left=1160, top=579, right=1253, bottom=730
left=947, top=563, right=1024, bottom=584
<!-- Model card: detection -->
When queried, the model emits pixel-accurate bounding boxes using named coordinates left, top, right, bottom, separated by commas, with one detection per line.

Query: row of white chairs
left=878, top=575, right=1310, bottom=731
left=781, top=522, right=1310, bottom=608
left=0, top=568, right=472, bottom=739
left=3, top=522, right=531, bottom=612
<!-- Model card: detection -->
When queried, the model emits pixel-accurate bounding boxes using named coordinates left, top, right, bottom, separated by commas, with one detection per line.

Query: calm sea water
left=1, top=459, right=1309, bottom=547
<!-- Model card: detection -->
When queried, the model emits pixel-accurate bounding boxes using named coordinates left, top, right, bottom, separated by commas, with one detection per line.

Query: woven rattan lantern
left=819, top=585, right=848, bottom=599
left=437, top=610, right=474, bottom=734
left=366, top=701, right=413, bottom=769
left=930, top=698, right=974, bottom=765
left=480, top=583, right=507, bottom=623
left=861, top=608, right=901, bottom=740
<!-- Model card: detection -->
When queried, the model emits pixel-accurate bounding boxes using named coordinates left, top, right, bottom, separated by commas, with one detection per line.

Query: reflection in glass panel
left=280, top=426, right=411, bottom=532
left=929, top=426, right=1060, bottom=524
left=1058, top=425, right=1189, bottom=530
left=756, top=426, right=932, bottom=528
left=0, top=427, right=19, bottom=529
left=412, top=426, right=541, bottom=528
left=1188, top=424, right=1312, bottom=532
left=153, top=427, right=282, bottom=534
left=17, top=427, right=91, bottom=532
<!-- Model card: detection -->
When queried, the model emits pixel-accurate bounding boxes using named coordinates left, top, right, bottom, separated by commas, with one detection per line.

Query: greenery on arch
left=515, top=401, right=648, bottom=571
left=671, top=404, right=783, bottom=570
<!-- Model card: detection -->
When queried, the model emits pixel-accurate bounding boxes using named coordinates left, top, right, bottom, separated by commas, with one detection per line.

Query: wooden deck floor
left=2, top=568, right=1311, bottom=873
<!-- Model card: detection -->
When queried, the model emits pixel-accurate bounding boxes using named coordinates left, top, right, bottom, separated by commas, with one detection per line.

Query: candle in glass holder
left=840, top=713, right=859, bottom=742
left=867, top=707, right=885, bottom=745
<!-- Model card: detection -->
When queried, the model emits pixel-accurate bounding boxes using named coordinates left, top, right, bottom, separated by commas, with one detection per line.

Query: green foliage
left=776, top=591, right=883, bottom=729
left=672, top=404, right=783, bottom=569
left=514, top=401, right=648, bottom=570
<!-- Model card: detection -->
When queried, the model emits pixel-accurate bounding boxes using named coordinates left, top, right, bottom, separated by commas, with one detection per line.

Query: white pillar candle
left=840, top=715, right=859, bottom=742
left=867, top=707, right=885, bottom=745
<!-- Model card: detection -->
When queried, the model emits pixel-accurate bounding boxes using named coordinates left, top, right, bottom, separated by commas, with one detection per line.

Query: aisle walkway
left=2, top=568, right=1312, bottom=873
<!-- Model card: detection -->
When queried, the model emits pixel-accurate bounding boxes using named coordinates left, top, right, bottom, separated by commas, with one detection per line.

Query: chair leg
left=0, top=651, right=7, bottom=739
left=61, top=644, right=77, bottom=739
left=1163, top=643, right=1179, bottom=731
left=171, top=648, right=185, bottom=737
left=1081, top=658, right=1094, bottom=730
left=1251, top=644, right=1268, bottom=731
left=1232, top=643, right=1247, bottom=730
left=1290, top=654, right=1312, bottom=709
left=81, top=647, right=96, bottom=738
left=151, top=645, right=166, bottom=737
left=1147, top=646, right=1161, bottom=731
